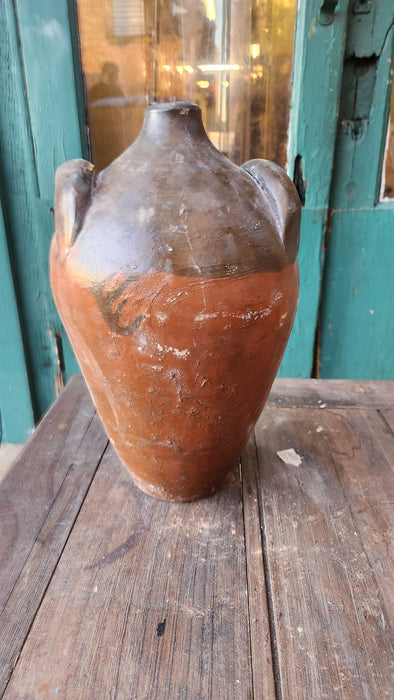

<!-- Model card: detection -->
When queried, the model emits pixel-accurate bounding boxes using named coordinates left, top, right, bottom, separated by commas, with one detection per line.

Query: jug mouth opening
left=147, top=101, right=201, bottom=114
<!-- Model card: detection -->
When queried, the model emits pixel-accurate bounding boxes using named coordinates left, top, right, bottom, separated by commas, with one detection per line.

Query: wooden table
left=1, top=376, right=393, bottom=699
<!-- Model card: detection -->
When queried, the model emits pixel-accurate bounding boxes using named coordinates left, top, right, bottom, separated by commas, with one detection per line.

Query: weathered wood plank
left=255, top=405, right=394, bottom=699
left=2, top=377, right=392, bottom=698
left=328, top=408, right=394, bottom=621
left=0, top=376, right=95, bottom=612
left=3, top=446, right=254, bottom=699
left=0, top=412, right=107, bottom=694
left=241, top=437, right=277, bottom=698
left=269, top=377, right=394, bottom=409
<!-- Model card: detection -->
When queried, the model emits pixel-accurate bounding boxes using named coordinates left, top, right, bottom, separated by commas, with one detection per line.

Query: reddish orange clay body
left=51, top=261, right=298, bottom=500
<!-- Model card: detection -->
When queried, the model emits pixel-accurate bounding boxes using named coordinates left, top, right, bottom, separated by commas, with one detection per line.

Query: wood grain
left=0, top=376, right=94, bottom=611
left=269, top=377, right=394, bottom=409
left=255, top=405, right=394, bottom=699
left=0, top=379, right=107, bottom=693
left=1, top=377, right=393, bottom=699
left=3, top=446, right=254, bottom=699
left=241, top=437, right=277, bottom=698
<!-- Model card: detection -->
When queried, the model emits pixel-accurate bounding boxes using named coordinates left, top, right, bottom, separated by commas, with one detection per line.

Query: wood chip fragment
left=276, top=448, right=303, bottom=467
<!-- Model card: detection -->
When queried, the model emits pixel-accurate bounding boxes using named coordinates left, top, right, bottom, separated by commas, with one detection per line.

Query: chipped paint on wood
left=0, top=0, right=85, bottom=428
left=319, top=8, right=394, bottom=379
left=280, top=0, right=349, bottom=377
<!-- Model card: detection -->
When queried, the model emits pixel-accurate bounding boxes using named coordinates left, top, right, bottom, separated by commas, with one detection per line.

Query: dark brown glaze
left=51, top=101, right=300, bottom=501
left=53, top=102, right=300, bottom=285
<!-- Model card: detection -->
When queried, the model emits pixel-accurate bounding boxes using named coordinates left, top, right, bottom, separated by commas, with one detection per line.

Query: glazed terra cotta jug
left=50, top=102, right=300, bottom=501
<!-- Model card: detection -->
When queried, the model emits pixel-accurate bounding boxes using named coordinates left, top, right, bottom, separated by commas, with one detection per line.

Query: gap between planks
left=241, top=434, right=282, bottom=699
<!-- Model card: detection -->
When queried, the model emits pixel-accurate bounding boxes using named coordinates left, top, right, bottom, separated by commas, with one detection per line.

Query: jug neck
left=139, top=102, right=208, bottom=142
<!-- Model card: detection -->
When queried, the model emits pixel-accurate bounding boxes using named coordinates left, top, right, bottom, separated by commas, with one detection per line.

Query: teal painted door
left=279, top=0, right=351, bottom=376
left=0, top=0, right=86, bottom=440
left=0, top=200, right=34, bottom=442
left=318, top=5, right=394, bottom=378
left=1, top=1, right=393, bottom=442
left=280, top=2, right=394, bottom=380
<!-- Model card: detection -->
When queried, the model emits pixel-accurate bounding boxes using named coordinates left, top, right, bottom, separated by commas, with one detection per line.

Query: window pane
left=382, top=80, right=394, bottom=199
left=77, top=0, right=296, bottom=171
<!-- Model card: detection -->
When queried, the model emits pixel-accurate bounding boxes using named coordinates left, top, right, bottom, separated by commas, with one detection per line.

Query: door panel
left=0, top=0, right=84, bottom=424
left=279, top=0, right=349, bottom=376
left=319, top=8, right=394, bottom=379
left=320, top=206, right=394, bottom=378
left=329, top=11, right=394, bottom=209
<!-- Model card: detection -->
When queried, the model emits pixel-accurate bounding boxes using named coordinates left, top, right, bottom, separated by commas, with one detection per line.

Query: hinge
left=339, top=55, right=378, bottom=136
left=353, top=0, right=371, bottom=15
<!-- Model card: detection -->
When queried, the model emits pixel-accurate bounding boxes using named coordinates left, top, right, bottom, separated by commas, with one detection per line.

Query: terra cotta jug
left=50, top=101, right=300, bottom=501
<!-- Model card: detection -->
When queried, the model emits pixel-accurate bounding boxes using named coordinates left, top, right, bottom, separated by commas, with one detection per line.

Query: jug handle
left=54, top=159, right=96, bottom=251
left=241, top=159, right=301, bottom=265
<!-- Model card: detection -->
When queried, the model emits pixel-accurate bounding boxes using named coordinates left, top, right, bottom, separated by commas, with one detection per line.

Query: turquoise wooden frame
left=279, top=0, right=350, bottom=376
left=0, top=201, right=35, bottom=442
left=320, top=9, right=394, bottom=378
left=0, top=0, right=86, bottom=440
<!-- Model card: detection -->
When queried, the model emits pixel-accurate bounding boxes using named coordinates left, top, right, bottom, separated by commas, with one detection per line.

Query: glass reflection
left=77, top=0, right=296, bottom=171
